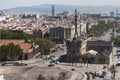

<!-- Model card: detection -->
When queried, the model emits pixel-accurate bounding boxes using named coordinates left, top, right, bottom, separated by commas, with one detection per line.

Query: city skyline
left=0, top=0, right=120, bottom=10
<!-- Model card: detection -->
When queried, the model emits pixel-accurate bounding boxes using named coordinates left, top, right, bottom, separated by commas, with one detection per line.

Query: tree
left=76, top=54, right=83, bottom=66
left=0, top=45, right=8, bottom=60
left=35, top=38, right=56, bottom=56
left=58, top=72, right=67, bottom=80
left=0, top=43, right=23, bottom=61
left=87, top=21, right=115, bottom=37
left=67, top=53, right=82, bottom=66
left=7, top=43, right=23, bottom=60
left=114, top=36, right=120, bottom=45
left=0, top=30, right=39, bottom=43
left=109, top=65, right=117, bottom=79
left=67, top=53, right=76, bottom=65
left=37, top=74, right=46, bottom=80
left=82, top=54, right=89, bottom=68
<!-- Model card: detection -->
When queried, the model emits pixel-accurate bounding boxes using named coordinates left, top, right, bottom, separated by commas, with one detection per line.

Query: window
left=98, top=58, right=105, bottom=64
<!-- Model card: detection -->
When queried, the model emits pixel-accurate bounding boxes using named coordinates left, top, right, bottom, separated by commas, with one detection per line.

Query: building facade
left=49, top=25, right=81, bottom=43
left=85, top=41, right=116, bottom=64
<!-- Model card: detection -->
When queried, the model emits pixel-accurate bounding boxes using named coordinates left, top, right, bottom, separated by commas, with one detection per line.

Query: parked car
left=71, top=68, right=75, bottom=71
left=94, top=71, right=99, bottom=77
left=99, top=71, right=106, bottom=78
left=116, top=62, right=120, bottom=66
left=1, top=62, right=6, bottom=66
left=55, top=61, right=60, bottom=64
left=1, top=62, right=27, bottom=66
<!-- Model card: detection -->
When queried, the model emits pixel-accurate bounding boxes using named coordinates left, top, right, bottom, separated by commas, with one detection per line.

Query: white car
left=103, top=76, right=110, bottom=80
left=55, top=61, right=60, bottom=64
left=94, top=71, right=99, bottom=77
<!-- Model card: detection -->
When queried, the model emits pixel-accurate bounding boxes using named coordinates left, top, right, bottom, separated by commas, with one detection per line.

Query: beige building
left=85, top=41, right=116, bottom=64
left=49, top=24, right=83, bottom=43
left=66, top=39, right=116, bottom=64
left=66, top=9, right=116, bottom=65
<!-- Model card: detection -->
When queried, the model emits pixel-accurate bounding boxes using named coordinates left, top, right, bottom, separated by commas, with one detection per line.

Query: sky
left=0, top=0, right=120, bottom=9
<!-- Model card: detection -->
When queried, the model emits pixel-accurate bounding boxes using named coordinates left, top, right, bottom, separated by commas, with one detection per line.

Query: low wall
left=0, top=66, right=32, bottom=75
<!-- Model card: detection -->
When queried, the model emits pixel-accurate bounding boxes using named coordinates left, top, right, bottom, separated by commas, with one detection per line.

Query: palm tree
left=75, top=54, right=82, bottom=66
left=67, top=54, right=74, bottom=66
left=109, top=65, right=117, bottom=79
left=77, top=54, right=83, bottom=67
left=82, top=54, right=89, bottom=68
left=66, top=54, right=71, bottom=65
left=67, top=52, right=82, bottom=66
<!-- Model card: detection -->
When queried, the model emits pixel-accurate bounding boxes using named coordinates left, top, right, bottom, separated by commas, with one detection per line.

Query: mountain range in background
left=1, top=4, right=120, bottom=14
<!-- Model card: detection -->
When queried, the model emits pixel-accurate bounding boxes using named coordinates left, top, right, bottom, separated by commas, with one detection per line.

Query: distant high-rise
left=116, top=8, right=118, bottom=17
left=52, top=5, right=55, bottom=16
left=110, top=11, right=114, bottom=17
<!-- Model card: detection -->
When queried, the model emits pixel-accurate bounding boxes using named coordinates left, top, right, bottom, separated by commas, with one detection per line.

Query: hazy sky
left=0, top=0, right=120, bottom=9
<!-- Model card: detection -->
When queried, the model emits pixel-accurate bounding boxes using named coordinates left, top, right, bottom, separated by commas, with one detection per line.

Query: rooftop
left=0, top=40, right=24, bottom=46
left=19, top=43, right=33, bottom=53
left=87, top=41, right=113, bottom=46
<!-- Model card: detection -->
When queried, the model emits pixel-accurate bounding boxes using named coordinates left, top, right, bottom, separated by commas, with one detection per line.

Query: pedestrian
left=86, top=72, right=90, bottom=80
left=90, top=72, right=95, bottom=79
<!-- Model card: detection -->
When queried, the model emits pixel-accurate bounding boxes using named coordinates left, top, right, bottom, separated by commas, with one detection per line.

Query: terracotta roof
left=20, top=43, right=33, bottom=53
left=0, top=40, right=24, bottom=46
left=0, top=40, right=33, bottom=53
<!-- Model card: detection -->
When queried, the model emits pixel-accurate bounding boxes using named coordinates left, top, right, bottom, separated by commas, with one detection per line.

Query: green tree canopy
left=109, top=65, right=117, bottom=79
left=35, top=38, right=56, bottom=55
left=114, top=36, right=120, bottom=46
left=88, top=21, right=115, bottom=37
left=0, top=43, right=23, bottom=61
left=0, top=30, right=39, bottom=42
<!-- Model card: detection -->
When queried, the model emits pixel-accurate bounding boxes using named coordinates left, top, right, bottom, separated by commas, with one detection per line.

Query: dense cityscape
left=0, top=1, right=120, bottom=80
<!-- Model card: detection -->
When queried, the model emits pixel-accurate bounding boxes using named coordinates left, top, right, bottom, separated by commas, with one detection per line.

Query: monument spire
left=74, top=9, right=78, bottom=38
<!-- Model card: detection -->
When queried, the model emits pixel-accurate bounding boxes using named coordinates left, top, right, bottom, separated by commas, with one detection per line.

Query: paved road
left=100, top=29, right=112, bottom=41
left=55, top=64, right=84, bottom=80
left=24, top=44, right=114, bottom=80
left=4, top=44, right=120, bottom=80
left=93, top=29, right=112, bottom=41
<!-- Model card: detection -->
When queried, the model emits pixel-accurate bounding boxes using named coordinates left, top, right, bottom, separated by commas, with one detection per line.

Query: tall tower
left=116, top=8, right=118, bottom=17
left=52, top=5, right=55, bottom=16
left=74, top=9, right=78, bottom=38
left=66, top=9, right=82, bottom=65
